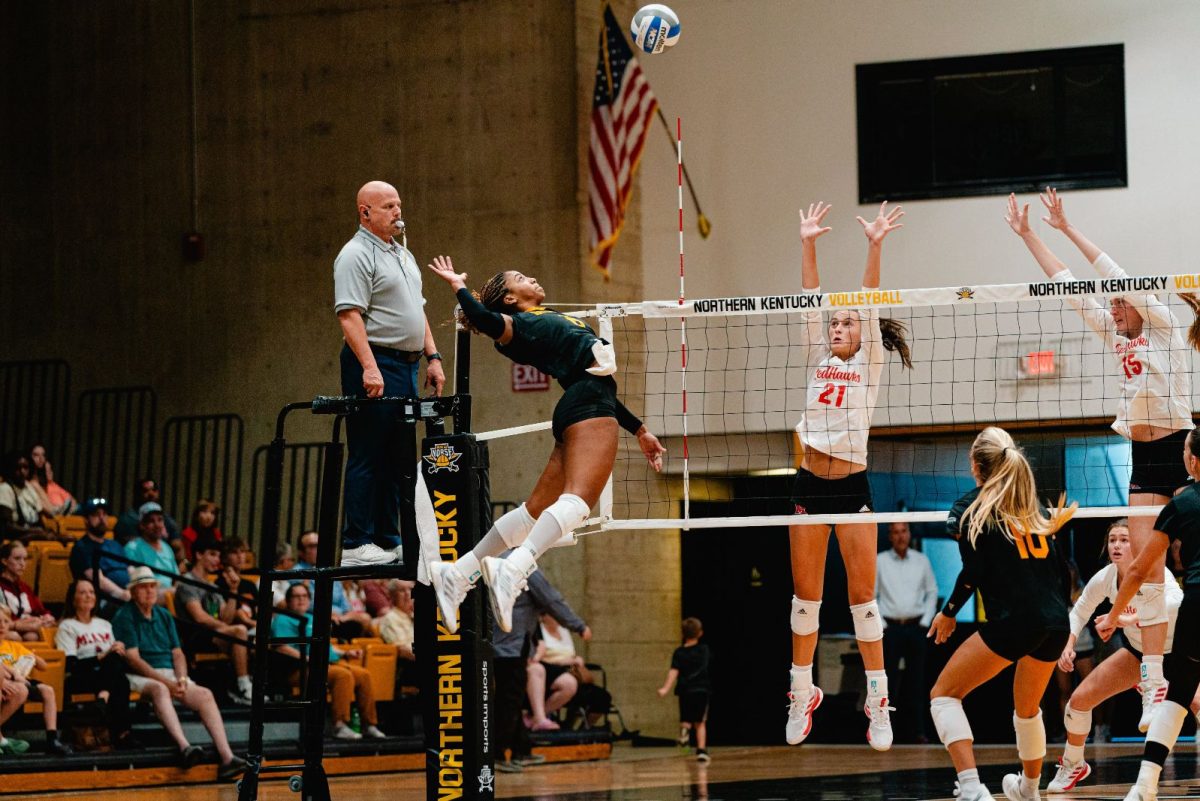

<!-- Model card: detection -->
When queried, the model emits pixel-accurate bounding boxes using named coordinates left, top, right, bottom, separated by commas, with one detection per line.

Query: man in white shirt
left=875, top=521, right=938, bottom=743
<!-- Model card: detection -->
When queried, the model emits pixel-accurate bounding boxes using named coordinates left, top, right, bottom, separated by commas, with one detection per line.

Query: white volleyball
left=630, top=4, right=681, bottom=55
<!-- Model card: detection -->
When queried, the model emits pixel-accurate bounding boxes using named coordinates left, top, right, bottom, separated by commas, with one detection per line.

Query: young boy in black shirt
left=658, top=617, right=712, bottom=762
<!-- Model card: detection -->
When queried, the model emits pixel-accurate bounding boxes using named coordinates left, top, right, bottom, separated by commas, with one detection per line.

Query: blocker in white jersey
left=785, top=201, right=910, bottom=753
left=1069, top=562, right=1182, bottom=657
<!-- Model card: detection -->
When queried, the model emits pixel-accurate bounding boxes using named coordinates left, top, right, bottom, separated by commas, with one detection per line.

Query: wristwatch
left=426, top=352, right=443, bottom=362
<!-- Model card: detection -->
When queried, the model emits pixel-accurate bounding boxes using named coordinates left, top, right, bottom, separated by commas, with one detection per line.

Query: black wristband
left=426, top=352, right=442, bottom=362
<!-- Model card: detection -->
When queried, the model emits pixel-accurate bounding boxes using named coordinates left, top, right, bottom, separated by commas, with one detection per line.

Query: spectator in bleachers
left=0, top=657, right=30, bottom=754
left=271, top=542, right=296, bottom=607
left=68, top=498, right=131, bottom=610
left=294, top=530, right=368, bottom=638
left=360, top=579, right=391, bottom=619
left=123, top=502, right=178, bottom=593
left=28, top=444, right=77, bottom=517
left=114, top=478, right=181, bottom=546
left=214, top=537, right=256, bottom=630
left=0, top=542, right=55, bottom=641
left=493, top=566, right=590, bottom=771
left=271, top=583, right=387, bottom=740
left=175, top=535, right=253, bottom=705
left=0, top=451, right=53, bottom=542
left=527, top=630, right=577, bottom=732
left=377, top=579, right=415, bottom=662
left=112, top=566, right=247, bottom=779
left=180, top=499, right=223, bottom=562
left=0, top=606, right=72, bottom=754
left=56, top=579, right=133, bottom=748
left=538, top=613, right=611, bottom=728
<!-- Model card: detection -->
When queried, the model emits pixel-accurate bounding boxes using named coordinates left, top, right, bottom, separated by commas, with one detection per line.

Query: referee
left=333, top=180, right=445, bottom=567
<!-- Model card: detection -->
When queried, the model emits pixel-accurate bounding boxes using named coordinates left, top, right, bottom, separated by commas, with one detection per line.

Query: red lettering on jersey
left=814, top=366, right=862, bottom=383
left=1115, top=335, right=1149, bottom=354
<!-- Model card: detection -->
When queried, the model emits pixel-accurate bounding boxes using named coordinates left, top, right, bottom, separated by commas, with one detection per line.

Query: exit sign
left=512, top=364, right=550, bottom=392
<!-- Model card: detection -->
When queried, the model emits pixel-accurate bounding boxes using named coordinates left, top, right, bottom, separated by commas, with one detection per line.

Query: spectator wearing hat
left=175, top=535, right=253, bottom=705
left=114, top=478, right=181, bottom=546
left=123, top=502, right=178, bottom=594
left=69, top=498, right=131, bottom=609
left=111, top=566, right=247, bottom=780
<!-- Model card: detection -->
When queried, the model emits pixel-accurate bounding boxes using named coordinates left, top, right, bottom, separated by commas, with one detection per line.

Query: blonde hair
left=963, top=426, right=1076, bottom=547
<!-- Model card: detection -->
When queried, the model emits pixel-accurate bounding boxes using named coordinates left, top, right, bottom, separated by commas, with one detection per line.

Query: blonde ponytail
left=963, top=426, right=1077, bottom=547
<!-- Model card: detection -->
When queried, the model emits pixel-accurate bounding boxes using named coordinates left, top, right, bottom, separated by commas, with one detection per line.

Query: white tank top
left=795, top=288, right=886, bottom=467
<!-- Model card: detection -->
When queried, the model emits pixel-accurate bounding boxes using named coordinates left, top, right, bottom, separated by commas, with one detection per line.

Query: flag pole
left=656, top=107, right=711, bottom=238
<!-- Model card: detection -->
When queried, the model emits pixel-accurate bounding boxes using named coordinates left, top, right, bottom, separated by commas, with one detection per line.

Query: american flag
left=588, top=4, right=659, bottom=279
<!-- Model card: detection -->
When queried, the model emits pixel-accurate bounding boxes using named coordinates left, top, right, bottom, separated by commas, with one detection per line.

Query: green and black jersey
left=942, top=487, right=1070, bottom=629
left=496, top=306, right=600, bottom=385
left=1154, top=482, right=1200, bottom=589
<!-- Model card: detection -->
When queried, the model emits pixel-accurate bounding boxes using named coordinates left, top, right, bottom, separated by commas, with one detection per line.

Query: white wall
left=635, top=0, right=1200, bottom=301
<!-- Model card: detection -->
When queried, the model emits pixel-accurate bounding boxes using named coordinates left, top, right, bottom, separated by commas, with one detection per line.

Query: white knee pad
left=1063, top=703, right=1093, bottom=738
left=1013, top=711, right=1046, bottom=762
left=1136, top=582, right=1169, bottom=627
left=494, top=503, right=537, bottom=548
left=543, top=493, right=591, bottom=534
left=930, top=697, right=973, bottom=748
left=850, top=600, right=884, bottom=643
left=791, top=597, right=821, bottom=636
left=1146, top=700, right=1189, bottom=749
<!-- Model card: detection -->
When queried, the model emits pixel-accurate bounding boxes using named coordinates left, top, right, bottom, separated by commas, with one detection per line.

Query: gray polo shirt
left=333, top=226, right=427, bottom=350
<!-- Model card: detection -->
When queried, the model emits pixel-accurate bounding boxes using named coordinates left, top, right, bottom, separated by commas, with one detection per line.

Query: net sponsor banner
left=620, top=272, right=1200, bottom=318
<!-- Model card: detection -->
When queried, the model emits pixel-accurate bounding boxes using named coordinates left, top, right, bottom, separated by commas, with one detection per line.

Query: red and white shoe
left=1046, top=757, right=1092, bottom=792
left=785, top=686, right=823, bottom=745
left=1137, top=679, right=1168, bottom=733
left=864, top=695, right=895, bottom=751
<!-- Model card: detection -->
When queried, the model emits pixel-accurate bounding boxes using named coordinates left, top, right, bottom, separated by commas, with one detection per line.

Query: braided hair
left=456, top=271, right=515, bottom=335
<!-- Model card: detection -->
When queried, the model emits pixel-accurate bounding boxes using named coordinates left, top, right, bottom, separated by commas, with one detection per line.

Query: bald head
left=357, top=181, right=403, bottom=241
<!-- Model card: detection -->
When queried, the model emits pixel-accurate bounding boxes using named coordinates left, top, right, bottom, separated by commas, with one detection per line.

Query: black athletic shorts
left=1129, top=429, right=1191, bottom=498
left=1119, top=629, right=1143, bottom=661
left=552, top=375, right=618, bottom=442
left=979, top=619, right=1069, bottom=663
left=791, top=467, right=873, bottom=516
left=678, top=691, right=710, bottom=724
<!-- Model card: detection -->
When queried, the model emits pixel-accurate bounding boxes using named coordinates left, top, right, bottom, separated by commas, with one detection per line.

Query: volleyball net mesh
left=558, top=272, right=1200, bottom=531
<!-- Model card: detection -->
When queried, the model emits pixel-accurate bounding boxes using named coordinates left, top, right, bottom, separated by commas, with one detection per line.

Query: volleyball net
left=515, top=271, right=1200, bottom=533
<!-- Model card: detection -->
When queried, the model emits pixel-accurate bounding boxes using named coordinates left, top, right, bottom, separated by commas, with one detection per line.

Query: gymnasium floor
left=33, top=743, right=1200, bottom=801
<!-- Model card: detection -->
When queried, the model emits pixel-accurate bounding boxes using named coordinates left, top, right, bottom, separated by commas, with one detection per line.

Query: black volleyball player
left=424, top=256, right=665, bottom=633
left=926, top=427, right=1076, bottom=801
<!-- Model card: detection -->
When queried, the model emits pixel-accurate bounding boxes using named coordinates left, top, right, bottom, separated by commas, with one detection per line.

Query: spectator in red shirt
left=0, top=542, right=54, bottom=642
left=180, top=499, right=223, bottom=561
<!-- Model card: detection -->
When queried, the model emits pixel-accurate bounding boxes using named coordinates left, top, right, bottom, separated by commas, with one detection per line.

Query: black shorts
left=979, top=619, right=1069, bottom=663
left=543, top=663, right=570, bottom=688
left=678, top=692, right=710, bottom=724
left=791, top=468, right=873, bottom=516
left=552, top=375, right=618, bottom=442
left=1129, top=429, right=1191, bottom=498
left=1119, top=630, right=1143, bottom=661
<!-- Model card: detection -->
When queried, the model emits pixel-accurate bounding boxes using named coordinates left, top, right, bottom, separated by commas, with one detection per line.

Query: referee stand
left=238, top=330, right=494, bottom=801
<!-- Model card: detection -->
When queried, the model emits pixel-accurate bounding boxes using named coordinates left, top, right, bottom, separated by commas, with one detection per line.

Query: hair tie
left=1002, top=446, right=1011, bottom=455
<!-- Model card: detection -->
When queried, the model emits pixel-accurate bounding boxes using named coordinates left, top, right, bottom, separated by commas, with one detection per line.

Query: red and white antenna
left=677, top=117, right=690, bottom=522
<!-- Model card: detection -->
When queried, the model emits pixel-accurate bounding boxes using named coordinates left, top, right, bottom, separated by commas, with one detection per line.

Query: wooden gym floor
left=28, top=743, right=1200, bottom=801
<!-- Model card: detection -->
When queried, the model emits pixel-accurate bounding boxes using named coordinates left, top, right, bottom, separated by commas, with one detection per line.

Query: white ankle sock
left=1142, top=655, right=1164, bottom=683
left=1136, top=760, right=1162, bottom=789
left=865, top=669, right=888, bottom=698
left=455, top=552, right=482, bottom=582
left=506, top=545, right=537, bottom=577
left=790, top=664, right=813, bottom=692
left=957, top=768, right=980, bottom=795
left=1020, top=773, right=1038, bottom=796
left=237, top=675, right=252, bottom=693
left=1063, top=741, right=1085, bottom=764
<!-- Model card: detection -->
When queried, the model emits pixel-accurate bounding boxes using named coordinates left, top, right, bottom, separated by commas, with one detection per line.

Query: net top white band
left=571, top=271, right=1200, bottom=318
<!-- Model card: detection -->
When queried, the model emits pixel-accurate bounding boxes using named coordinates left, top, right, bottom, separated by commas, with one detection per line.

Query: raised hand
left=1004, top=193, right=1032, bottom=237
left=426, top=255, right=467, bottom=290
left=857, top=201, right=904, bottom=244
left=798, top=202, right=833, bottom=242
left=1039, top=186, right=1070, bottom=231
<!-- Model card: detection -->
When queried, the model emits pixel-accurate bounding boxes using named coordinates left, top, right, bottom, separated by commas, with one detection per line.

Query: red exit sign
left=512, top=364, right=550, bottom=392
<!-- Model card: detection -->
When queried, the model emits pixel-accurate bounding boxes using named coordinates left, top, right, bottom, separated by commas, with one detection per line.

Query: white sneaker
left=1137, top=678, right=1168, bottom=732
left=226, top=687, right=253, bottom=707
left=1123, top=785, right=1158, bottom=801
left=430, top=561, right=473, bottom=634
left=340, top=543, right=398, bottom=567
left=864, top=694, right=895, bottom=752
left=391, top=544, right=407, bottom=564
left=1001, top=773, right=1040, bottom=801
left=953, top=783, right=995, bottom=801
left=1046, top=757, right=1091, bottom=792
left=785, top=685, right=823, bottom=745
left=480, top=556, right=530, bottom=633
left=333, top=722, right=362, bottom=740
left=364, top=725, right=387, bottom=739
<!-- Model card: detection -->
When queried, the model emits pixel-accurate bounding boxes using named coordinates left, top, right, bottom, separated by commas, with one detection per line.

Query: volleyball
left=630, top=4, right=681, bottom=55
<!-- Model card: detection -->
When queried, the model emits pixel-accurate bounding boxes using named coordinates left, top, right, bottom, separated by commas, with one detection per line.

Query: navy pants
left=339, top=344, right=419, bottom=550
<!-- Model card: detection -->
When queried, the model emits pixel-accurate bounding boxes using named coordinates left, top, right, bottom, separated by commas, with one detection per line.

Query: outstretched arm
left=1040, top=187, right=1102, bottom=264
left=426, top=255, right=514, bottom=343
left=856, top=201, right=904, bottom=289
left=1006, top=194, right=1071, bottom=279
left=798, top=202, right=832, bottom=291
